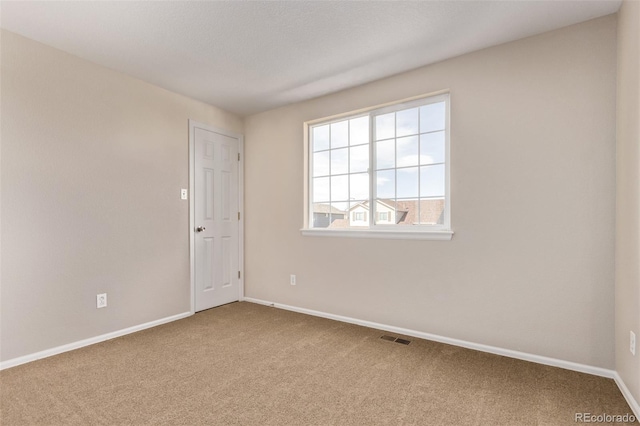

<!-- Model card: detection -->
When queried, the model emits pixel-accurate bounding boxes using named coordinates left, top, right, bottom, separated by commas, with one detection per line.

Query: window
left=305, top=93, right=452, bottom=240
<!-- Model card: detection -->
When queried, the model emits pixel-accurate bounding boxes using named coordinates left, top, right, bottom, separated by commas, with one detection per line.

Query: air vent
left=380, top=335, right=411, bottom=345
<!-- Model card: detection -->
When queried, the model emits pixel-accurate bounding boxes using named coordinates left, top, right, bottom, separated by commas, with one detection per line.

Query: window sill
left=300, top=228, right=454, bottom=241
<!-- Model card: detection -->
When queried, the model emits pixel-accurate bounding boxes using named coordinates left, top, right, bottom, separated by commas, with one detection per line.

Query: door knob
left=196, top=226, right=206, bottom=232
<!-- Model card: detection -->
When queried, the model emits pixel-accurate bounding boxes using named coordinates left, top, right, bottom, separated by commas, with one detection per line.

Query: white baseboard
left=0, top=311, right=192, bottom=371
left=613, top=372, right=640, bottom=419
left=244, top=297, right=640, bottom=416
left=242, top=297, right=614, bottom=379
left=5, top=298, right=638, bottom=419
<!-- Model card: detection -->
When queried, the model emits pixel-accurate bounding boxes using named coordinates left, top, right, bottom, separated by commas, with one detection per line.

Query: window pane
left=418, top=199, right=445, bottom=225
left=350, top=172, right=369, bottom=200
left=375, top=199, right=396, bottom=225
left=313, top=177, right=330, bottom=202
left=331, top=202, right=348, bottom=213
left=350, top=144, right=368, bottom=173
left=420, top=102, right=445, bottom=133
left=313, top=202, right=349, bottom=228
left=331, top=175, right=348, bottom=201
left=350, top=116, right=369, bottom=146
left=331, top=147, right=348, bottom=175
left=396, top=107, right=419, bottom=137
left=349, top=201, right=369, bottom=227
left=420, top=164, right=445, bottom=197
left=376, top=170, right=395, bottom=199
left=420, top=132, right=445, bottom=165
left=375, top=113, right=395, bottom=140
left=397, top=167, right=419, bottom=198
left=328, top=202, right=348, bottom=228
left=313, top=125, right=329, bottom=152
left=331, top=121, right=348, bottom=148
left=376, top=139, right=395, bottom=170
left=397, top=135, right=419, bottom=168
left=313, top=151, right=330, bottom=177
left=397, top=200, right=414, bottom=225
left=312, top=203, right=331, bottom=228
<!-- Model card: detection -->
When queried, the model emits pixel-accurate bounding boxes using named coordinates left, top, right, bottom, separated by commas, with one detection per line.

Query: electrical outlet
left=631, top=331, right=636, bottom=356
left=181, top=189, right=188, bottom=200
left=290, top=274, right=296, bottom=286
left=97, top=293, right=107, bottom=309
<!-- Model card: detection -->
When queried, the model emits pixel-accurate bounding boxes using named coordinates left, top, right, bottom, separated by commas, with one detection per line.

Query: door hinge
left=238, top=153, right=240, bottom=161
left=238, top=211, right=241, bottom=220
left=238, top=271, right=241, bottom=279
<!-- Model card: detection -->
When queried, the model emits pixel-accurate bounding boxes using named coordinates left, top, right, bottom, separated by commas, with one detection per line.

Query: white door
left=194, top=126, right=240, bottom=311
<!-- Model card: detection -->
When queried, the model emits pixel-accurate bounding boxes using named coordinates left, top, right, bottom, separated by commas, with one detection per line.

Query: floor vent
left=380, top=335, right=411, bottom=345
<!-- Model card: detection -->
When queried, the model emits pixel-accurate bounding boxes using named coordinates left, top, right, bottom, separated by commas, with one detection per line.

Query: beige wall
left=244, top=16, right=618, bottom=368
left=616, top=0, right=640, bottom=405
left=0, top=31, right=242, bottom=361
left=0, top=12, right=626, bottom=377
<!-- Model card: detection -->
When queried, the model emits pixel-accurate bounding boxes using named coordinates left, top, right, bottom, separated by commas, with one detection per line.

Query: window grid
left=312, top=116, right=372, bottom=225
left=373, top=105, right=447, bottom=226
left=310, top=94, right=449, bottom=231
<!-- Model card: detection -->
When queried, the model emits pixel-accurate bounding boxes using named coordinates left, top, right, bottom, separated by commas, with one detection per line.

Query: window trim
left=301, top=228, right=453, bottom=240
left=302, top=90, right=453, bottom=241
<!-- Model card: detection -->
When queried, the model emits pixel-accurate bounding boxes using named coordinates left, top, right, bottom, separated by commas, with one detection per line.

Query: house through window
left=307, top=93, right=450, bottom=236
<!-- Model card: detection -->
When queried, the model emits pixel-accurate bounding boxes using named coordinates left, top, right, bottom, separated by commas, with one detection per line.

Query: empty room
left=1, top=0, right=639, bottom=424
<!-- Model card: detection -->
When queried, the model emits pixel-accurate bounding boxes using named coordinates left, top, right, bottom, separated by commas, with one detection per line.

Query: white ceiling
left=1, top=1, right=621, bottom=116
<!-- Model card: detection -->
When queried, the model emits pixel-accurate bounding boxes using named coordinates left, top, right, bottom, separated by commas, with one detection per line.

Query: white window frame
left=302, top=91, right=453, bottom=241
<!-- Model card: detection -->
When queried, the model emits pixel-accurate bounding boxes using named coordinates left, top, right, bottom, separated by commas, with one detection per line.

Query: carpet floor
left=0, top=301, right=636, bottom=425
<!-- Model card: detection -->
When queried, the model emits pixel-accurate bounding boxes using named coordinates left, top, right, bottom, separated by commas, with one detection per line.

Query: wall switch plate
left=631, top=331, right=636, bottom=356
left=181, top=189, right=188, bottom=200
left=290, top=274, right=296, bottom=286
left=97, top=293, right=107, bottom=309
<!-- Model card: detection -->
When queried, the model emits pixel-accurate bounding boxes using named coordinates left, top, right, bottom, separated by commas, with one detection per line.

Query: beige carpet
left=1, top=302, right=636, bottom=425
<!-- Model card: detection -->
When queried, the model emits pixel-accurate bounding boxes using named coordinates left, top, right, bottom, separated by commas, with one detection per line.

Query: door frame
left=188, top=119, right=244, bottom=314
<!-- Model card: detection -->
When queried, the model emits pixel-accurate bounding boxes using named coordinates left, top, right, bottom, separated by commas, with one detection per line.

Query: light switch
left=181, top=189, right=188, bottom=200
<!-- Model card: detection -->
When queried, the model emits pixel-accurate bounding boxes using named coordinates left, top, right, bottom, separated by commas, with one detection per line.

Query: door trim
left=188, top=120, right=244, bottom=314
